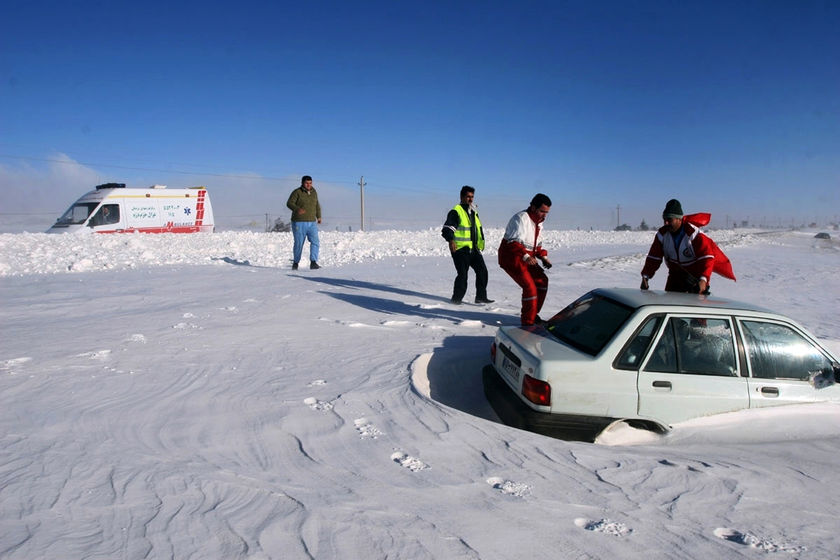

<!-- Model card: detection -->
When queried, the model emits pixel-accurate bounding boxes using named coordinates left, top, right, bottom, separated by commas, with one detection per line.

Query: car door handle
left=759, top=386, right=779, bottom=397
left=652, top=380, right=672, bottom=390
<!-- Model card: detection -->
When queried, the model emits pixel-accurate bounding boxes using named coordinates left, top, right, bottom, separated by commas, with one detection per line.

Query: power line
left=1, top=152, right=578, bottom=207
left=0, top=153, right=459, bottom=199
left=0, top=153, right=358, bottom=185
left=0, top=212, right=57, bottom=216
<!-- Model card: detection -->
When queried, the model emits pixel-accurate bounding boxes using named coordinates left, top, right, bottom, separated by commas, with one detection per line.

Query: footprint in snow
left=713, top=528, right=806, bottom=553
left=575, top=518, right=632, bottom=537
left=657, top=458, right=709, bottom=472
left=307, top=379, right=327, bottom=387
left=380, top=320, right=415, bottom=327
left=126, top=334, right=147, bottom=344
left=1, top=357, right=32, bottom=373
left=303, top=397, right=333, bottom=411
left=486, top=477, right=531, bottom=497
left=354, top=418, right=383, bottom=439
left=391, top=451, right=429, bottom=471
left=76, top=350, right=111, bottom=360
left=318, top=317, right=383, bottom=329
left=343, top=321, right=378, bottom=328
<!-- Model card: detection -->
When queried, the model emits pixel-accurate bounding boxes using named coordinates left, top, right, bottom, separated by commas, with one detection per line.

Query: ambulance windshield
left=54, top=203, right=100, bottom=226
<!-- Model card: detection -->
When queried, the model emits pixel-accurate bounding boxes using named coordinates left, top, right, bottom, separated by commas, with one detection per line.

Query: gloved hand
left=640, top=277, right=649, bottom=290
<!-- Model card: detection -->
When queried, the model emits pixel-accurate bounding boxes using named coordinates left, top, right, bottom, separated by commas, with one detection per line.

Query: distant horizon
left=2, top=199, right=836, bottom=236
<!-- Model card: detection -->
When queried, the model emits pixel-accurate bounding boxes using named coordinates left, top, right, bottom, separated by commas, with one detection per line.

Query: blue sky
left=2, top=0, right=838, bottom=231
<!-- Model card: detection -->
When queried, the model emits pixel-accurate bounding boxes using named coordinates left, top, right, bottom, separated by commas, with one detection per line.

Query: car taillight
left=521, top=375, right=551, bottom=406
left=490, top=342, right=497, bottom=363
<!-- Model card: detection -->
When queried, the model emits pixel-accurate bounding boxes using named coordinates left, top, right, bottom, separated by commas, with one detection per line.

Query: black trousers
left=451, top=247, right=488, bottom=301
left=665, top=269, right=710, bottom=294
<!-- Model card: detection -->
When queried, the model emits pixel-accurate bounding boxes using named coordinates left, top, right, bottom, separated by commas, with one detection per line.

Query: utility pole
left=358, top=176, right=366, bottom=231
left=616, top=205, right=621, bottom=229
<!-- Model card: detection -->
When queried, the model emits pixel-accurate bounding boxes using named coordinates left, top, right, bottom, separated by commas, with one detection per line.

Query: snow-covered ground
left=1, top=227, right=839, bottom=559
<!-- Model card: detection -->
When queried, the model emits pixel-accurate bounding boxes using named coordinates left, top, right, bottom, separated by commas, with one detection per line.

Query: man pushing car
left=640, top=198, right=735, bottom=294
left=498, top=193, right=553, bottom=326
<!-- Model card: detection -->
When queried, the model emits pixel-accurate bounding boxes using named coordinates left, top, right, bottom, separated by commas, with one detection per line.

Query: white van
left=47, top=183, right=215, bottom=234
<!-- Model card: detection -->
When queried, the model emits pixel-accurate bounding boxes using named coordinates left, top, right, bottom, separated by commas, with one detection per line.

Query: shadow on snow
left=292, top=273, right=589, bottom=440
left=295, top=274, right=518, bottom=326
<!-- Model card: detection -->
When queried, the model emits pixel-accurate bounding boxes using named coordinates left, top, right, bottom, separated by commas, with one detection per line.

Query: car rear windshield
left=544, top=292, right=635, bottom=356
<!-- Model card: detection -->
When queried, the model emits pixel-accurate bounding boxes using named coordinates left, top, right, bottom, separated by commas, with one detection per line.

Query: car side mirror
left=810, top=368, right=836, bottom=389
left=834, top=363, right=840, bottom=383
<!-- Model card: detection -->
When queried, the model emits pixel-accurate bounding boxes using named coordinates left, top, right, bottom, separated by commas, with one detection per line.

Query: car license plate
left=501, top=356, right=521, bottom=383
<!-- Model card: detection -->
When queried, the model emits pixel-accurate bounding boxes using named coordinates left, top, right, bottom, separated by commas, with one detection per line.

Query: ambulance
left=47, top=183, right=215, bottom=234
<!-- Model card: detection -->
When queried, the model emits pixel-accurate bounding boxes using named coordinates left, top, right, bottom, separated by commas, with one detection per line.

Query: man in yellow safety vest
left=441, top=185, right=494, bottom=305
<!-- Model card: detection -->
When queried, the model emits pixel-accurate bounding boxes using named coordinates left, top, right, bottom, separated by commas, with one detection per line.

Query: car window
left=615, top=315, right=663, bottom=370
left=56, top=202, right=99, bottom=225
left=90, top=204, right=120, bottom=227
left=740, top=320, right=834, bottom=380
left=544, top=293, right=634, bottom=356
left=645, top=318, right=677, bottom=372
left=644, top=317, right=737, bottom=376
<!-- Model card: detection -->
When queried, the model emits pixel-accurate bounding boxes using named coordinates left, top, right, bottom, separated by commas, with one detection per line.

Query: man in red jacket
left=640, top=199, right=721, bottom=294
left=498, top=193, right=553, bottom=326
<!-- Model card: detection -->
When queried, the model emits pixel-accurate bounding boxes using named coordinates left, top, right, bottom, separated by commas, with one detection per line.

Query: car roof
left=591, top=287, right=775, bottom=314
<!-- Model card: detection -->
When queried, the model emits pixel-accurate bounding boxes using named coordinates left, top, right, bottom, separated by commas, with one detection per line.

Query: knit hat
left=662, top=199, right=683, bottom=219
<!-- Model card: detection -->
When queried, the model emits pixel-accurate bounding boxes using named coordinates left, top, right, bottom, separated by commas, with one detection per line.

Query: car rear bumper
left=482, top=364, right=615, bottom=442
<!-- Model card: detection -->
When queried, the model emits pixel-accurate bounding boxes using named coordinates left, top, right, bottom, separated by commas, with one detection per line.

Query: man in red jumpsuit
left=641, top=198, right=731, bottom=294
left=498, top=193, right=553, bottom=326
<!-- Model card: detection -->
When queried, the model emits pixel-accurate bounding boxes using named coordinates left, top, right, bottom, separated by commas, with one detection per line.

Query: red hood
left=684, top=212, right=711, bottom=227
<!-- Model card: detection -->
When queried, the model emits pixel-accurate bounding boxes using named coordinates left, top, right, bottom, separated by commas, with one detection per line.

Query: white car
left=484, top=288, right=840, bottom=440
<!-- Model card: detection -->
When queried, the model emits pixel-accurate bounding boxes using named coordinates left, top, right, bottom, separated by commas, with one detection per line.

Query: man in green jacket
left=441, top=185, right=493, bottom=304
left=286, top=175, right=321, bottom=270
